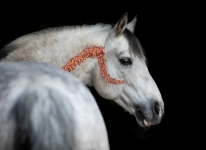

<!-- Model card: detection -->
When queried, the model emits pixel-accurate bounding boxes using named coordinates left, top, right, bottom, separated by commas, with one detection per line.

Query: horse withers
left=0, top=12, right=164, bottom=128
left=0, top=61, right=109, bottom=150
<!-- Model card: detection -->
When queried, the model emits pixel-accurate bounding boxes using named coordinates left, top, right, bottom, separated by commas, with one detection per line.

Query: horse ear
left=109, top=12, right=128, bottom=38
left=126, top=15, right=137, bottom=33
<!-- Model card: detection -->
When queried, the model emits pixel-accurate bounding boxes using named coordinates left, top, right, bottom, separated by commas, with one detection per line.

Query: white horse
left=0, top=61, right=109, bottom=150
left=0, top=12, right=164, bottom=128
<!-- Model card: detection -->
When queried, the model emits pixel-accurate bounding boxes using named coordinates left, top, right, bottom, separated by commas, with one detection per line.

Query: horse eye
left=119, top=57, right=132, bottom=65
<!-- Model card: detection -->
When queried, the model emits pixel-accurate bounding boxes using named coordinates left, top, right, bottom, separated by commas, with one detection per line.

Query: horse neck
left=4, top=24, right=111, bottom=86
left=59, top=25, right=110, bottom=86
left=62, top=26, right=109, bottom=58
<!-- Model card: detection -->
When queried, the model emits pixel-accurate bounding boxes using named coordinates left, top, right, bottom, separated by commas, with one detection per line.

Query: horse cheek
left=92, top=67, right=121, bottom=100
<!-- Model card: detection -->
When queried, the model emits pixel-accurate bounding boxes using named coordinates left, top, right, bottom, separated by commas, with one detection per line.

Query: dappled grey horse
left=0, top=12, right=164, bottom=127
left=0, top=61, right=109, bottom=150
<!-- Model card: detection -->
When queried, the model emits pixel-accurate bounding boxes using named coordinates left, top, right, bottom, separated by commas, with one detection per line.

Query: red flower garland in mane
left=62, top=46, right=125, bottom=84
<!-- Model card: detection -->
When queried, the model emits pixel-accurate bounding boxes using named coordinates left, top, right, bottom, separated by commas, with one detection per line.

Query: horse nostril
left=153, top=102, right=161, bottom=118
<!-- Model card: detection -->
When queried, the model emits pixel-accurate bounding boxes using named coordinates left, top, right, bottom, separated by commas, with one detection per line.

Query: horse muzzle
left=134, top=100, right=164, bottom=128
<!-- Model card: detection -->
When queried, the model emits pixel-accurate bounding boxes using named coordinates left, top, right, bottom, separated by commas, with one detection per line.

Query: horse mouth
left=135, top=110, right=151, bottom=127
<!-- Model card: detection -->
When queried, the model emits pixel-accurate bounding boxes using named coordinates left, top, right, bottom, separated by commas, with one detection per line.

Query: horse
left=0, top=61, right=109, bottom=150
left=0, top=12, right=164, bottom=128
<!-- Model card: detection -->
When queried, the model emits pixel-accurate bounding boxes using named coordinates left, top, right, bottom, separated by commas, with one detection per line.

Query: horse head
left=92, top=13, right=164, bottom=127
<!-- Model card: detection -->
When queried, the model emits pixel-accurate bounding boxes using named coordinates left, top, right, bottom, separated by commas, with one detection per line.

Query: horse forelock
left=123, top=29, right=147, bottom=64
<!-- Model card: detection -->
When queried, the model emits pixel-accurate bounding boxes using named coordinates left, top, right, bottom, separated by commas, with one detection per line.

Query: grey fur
left=0, top=44, right=17, bottom=60
left=0, top=61, right=109, bottom=150
left=0, top=13, right=164, bottom=129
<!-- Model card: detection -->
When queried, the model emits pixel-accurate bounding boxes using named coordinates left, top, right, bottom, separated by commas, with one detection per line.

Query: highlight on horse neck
left=62, top=46, right=125, bottom=84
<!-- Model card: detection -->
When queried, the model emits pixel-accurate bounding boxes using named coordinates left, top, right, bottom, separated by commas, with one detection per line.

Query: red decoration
left=62, top=46, right=125, bottom=84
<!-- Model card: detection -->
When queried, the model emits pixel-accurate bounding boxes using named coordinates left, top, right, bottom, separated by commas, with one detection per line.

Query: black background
left=0, top=1, right=199, bottom=150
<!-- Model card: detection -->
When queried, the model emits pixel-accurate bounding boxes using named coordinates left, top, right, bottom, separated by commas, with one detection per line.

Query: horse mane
left=0, top=23, right=112, bottom=60
left=0, top=22, right=147, bottom=65
left=33, top=23, right=112, bottom=36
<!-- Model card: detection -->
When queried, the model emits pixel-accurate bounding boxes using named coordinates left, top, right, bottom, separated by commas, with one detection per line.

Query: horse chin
left=134, top=110, right=151, bottom=128
left=115, top=97, right=156, bottom=128
left=115, top=99, right=151, bottom=128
